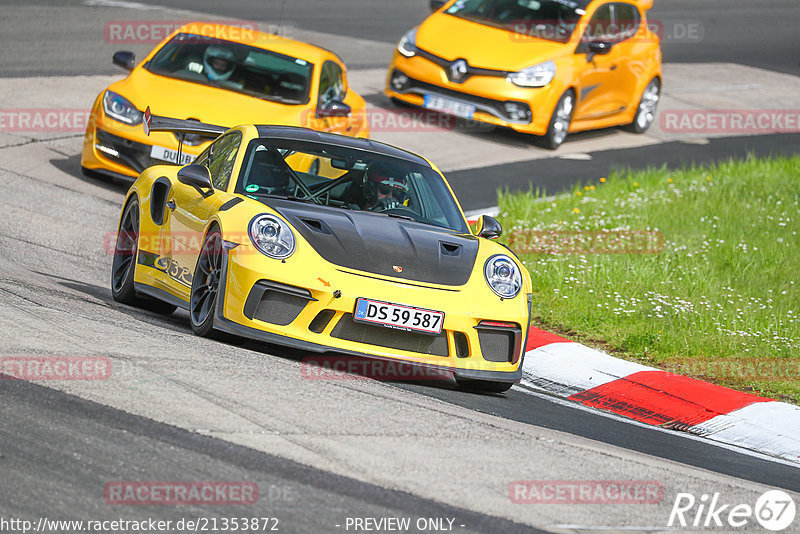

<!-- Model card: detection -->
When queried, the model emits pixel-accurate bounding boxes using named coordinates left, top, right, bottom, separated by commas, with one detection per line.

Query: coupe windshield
left=235, top=139, right=469, bottom=233
left=445, top=0, right=585, bottom=43
left=146, top=33, right=313, bottom=104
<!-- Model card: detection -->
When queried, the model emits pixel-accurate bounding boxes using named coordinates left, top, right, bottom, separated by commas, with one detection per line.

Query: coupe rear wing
left=142, top=106, right=228, bottom=137
left=143, top=106, right=228, bottom=164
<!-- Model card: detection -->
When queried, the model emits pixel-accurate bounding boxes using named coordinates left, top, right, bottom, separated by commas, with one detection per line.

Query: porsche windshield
left=145, top=34, right=313, bottom=104
left=235, top=139, right=469, bottom=233
left=445, top=0, right=585, bottom=43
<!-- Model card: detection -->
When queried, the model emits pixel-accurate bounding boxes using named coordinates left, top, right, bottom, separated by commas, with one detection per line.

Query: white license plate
left=423, top=94, right=475, bottom=119
left=150, top=145, right=195, bottom=166
left=354, top=298, right=444, bottom=335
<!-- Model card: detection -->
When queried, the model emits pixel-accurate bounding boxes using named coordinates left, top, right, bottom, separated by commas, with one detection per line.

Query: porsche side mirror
left=587, top=41, right=613, bottom=56
left=177, top=165, right=214, bottom=197
left=112, top=51, right=136, bottom=71
left=317, top=99, right=351, bottom=118
left=476, top=215, right=503, bottom=239
left=430, top=0, right=446, bottom=12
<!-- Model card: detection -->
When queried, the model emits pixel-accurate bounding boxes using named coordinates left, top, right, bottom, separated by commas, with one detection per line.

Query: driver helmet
left=203, top=45, right=236, bottom=81
left=367, top=163, right=408, bottom=203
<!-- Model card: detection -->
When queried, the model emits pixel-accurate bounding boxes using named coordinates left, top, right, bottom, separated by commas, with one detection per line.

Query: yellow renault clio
left=386, top=0, right=661, bottom=148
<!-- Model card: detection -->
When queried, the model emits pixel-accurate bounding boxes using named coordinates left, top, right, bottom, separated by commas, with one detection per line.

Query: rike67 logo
left=668, top=490, right=796, bottom=531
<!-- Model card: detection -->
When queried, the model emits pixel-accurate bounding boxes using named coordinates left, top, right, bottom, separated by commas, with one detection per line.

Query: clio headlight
left=397, top=28, right=418, bottom=57
left=102, top=90, right=143, bottom=125
left=248, top=214, right=295, bottom=259
left=484, top=255, right=522, bottom=299
left=506, top=60, right=556, bottom=88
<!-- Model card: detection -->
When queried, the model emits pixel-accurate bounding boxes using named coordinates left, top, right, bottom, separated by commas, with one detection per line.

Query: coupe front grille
left=243, top=281, right=314, bottom=326
left=393, top=72, right=532, bottom=124
left=253, top=292, right=308, bottom=326
left=330, top=313, right=449, bottom=357
left=477, top=329, right=515, bottom=362
left=95, top=129, right=164, bottom=173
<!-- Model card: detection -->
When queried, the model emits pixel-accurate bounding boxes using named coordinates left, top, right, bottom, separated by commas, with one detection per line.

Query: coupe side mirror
left=475, top=215, right=503, bottom=239
left=430, top=0, right=447, bottom=12
left=112, top=51, right=136, bottom=71
left=587, top=41, right=613, bottom=56
left=317, top=99, right=352, bottom=118
left=177, top=165, right=214, bottom=197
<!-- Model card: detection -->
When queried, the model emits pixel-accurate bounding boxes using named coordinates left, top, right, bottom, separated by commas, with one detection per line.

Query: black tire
left=111, top=198, right=177, bottom=315
left=539, top=89, right=575, bottom=150
left=625, top=77, right=661, bottom=134
left=455, top=377, right=514, bottom=394
left=189, top=228, right=236, bottom=341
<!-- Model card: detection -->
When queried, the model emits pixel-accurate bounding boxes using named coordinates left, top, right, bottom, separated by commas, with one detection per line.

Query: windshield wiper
left=385, top=212, right=417, bottom=222
left=259, top=95, right=302, bottom=105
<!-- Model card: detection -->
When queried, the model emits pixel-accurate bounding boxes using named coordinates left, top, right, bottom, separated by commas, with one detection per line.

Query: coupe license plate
left=423, top=94, right=475, bottom=119
left=354, top=298, right=444, bottom=335
left=150, top=145, right=195, bottom=166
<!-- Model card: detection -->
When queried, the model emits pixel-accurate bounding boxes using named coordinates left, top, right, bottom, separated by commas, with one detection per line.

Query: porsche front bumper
left=215, top=246, right=530, bottom=383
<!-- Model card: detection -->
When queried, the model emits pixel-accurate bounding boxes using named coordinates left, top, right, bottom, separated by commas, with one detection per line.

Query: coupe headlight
left=506, top=60, right=556, bottom=88
left=102, top=90, right=143, bottom=125
left=248, top=214, right=295, bottom=259
left=484, top=255, right=522, bottom=299
left=397, top=28, right=418, bottom=58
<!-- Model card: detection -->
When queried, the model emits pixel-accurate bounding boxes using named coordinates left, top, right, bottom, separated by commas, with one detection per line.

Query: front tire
left=455, top=377, right=514, bottom=394
left=111, top=198, right=176, bottom=314
left=626, top=77, right=660, bottom=134
left=190, top=228, right=234, bottom=341
left=539, top=90, right=575, bottom=150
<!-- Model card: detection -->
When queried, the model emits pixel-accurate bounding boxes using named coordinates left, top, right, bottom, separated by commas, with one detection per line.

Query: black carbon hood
left=266, top=200, right=479, bottom=286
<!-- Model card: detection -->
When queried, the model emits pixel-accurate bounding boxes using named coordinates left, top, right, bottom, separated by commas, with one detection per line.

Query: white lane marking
left=522, top=342, right=654, bottom=393
left=693, top=403, right=800, bottom=463
left=558, top=152, right=594, bottom=160
left=512, top=383, right=800, bottom=469
left=83, top=0, right=167, bottom=9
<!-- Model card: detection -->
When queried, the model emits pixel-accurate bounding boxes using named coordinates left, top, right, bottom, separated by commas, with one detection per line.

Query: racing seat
left=244, top=148, right=293, bottom=196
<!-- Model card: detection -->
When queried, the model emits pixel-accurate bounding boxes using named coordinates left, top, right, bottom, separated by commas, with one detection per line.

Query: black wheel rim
left=190, top=233, right=223, bottom=327
left=112, top=202, right=139, bottom=293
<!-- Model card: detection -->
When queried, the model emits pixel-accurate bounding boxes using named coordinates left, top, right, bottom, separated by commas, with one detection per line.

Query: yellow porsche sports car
left=83, top=22, right=368, bottom=181
left=110, top=112, right=532, bottom=392
left=386, top=0, right=661, bottom=149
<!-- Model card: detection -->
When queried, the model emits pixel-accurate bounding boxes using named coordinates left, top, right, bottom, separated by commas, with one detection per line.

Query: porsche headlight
left=506, top=60, right=556, bottom=88
left=248, top=214, right=295, bottom=259
left=102, top=90, right=143, bottom=125
left=484, top=255, right=522, bottom=299
left=397, top=28, right=418, bottom=58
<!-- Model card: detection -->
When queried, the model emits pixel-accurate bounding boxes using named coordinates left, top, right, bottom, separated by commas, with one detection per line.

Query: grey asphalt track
left=1, top=1, right=800, bottom=532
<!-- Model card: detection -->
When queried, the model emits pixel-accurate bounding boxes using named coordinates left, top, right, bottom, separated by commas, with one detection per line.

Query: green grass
left=498, top=154, right=800, bottom=403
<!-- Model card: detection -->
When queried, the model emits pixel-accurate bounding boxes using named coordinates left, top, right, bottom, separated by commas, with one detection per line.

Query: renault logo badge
left=449, top=59, right=469, bottom=82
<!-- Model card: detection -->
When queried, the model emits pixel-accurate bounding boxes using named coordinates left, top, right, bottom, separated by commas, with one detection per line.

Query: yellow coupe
left=386, top=0, right=661, bottom=148
left=110, top=112, right=532, bottom=392
left=83, top=22, right=368, bottom=181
